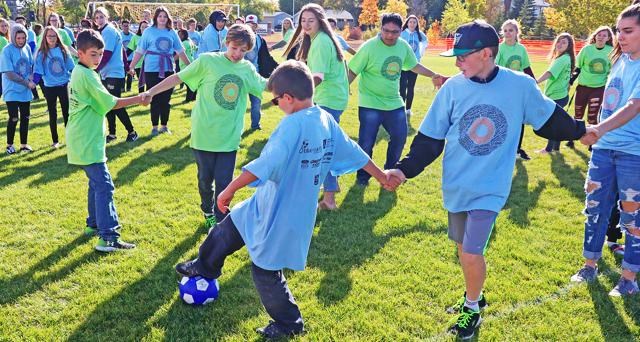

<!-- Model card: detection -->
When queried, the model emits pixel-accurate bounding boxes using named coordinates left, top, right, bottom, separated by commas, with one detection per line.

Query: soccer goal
left=85, top=2, right=240, bottom=23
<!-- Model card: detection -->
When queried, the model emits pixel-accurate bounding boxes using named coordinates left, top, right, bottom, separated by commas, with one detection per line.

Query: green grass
left=0, top=52, right=638, bottom=340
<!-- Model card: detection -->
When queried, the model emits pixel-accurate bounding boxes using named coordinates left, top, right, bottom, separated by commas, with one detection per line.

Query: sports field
left=0, top=52, right=638, bottom=340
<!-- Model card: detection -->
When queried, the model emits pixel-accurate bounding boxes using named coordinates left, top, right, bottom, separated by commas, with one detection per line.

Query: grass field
left=0, top=52, right=638, bottom=341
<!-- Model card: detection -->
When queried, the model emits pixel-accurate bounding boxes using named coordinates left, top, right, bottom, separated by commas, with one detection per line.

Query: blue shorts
left=448, top=210, right=498, bottom=255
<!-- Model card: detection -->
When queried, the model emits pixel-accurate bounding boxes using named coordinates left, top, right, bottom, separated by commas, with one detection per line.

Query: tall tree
left=518, top=0, right=536, bottom=35
left=508, top=0, right=524, bottom=19
left=359, top=0, right=379, bottom=28
left=408, top=0, right=426, bottom=16
left=383, top=0, right=408, bottom=16
left=545, top=0, right=627, bottom=38
left=441, top=0, right=470, bottom=33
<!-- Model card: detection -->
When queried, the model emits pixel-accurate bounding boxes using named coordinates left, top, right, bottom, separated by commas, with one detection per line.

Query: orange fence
left=430, top=38, right=586, bottom=61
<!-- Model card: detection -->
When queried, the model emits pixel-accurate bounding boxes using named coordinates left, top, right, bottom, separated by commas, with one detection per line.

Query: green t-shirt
left=58, top=28, right=73, bottom=47
left=544, top=54, right=571, bottom=100
left=283, top=29, right=294, bottom=43
left=66, top=64, right=117, bottom=165
left=128, top=35, right=144, bottom=69
left=179, top=52, right=267, bottom=152
left=348, top=36, right=418, bottom=110
left=0, top=36, right=8, bottom=51
left=180, top=39, right=194, bottom=69
left=307, top=31, right=348, bottom=111
left=576, top=44, right=613, bottom=88
left=495, top=41, right=531, bottom=71
left=36, top=34, right=42, bottom=47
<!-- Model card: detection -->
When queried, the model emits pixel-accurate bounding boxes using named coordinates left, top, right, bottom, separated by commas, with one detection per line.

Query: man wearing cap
left=385, top=20, right=597, bottom=339
left=197, top=10, right=228, bottom=57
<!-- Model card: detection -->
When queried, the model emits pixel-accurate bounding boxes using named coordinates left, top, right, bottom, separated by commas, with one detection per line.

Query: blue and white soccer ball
left=178, top=276, right=219, bottom=305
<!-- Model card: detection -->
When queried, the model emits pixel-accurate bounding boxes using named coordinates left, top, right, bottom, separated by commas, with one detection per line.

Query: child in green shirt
left=144, top=24, right=267, bottom=228
left=66, top=30, right=148, bottom=252
left=177, top=29, right=197, bottom=103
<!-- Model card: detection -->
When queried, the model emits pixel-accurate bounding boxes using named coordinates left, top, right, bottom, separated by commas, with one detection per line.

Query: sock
left=464, top=296, right=479, bottom=311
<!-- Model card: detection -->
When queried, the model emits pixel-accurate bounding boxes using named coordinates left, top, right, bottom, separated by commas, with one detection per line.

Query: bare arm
left=147, top=74, right=183, bottom=97
left=411, top=63, right=438, bottom=78
left=348, top=69, right=357, bottom=85
left=113, top=94, right=143, bottom=110
left=5, top=71, right=35, bottom=88
left=595, top=99, right=640, bottom=136
left=129, top=51, right=143, bottom=73
left=217, top=170, right=259, bottom=213
left=537, top=71, right=551, bottom=84
left=177, top=51, right=191, bottom=66
left=362, top=160, right=388, bottom=188
left=346, top=47, right=357, bottom=56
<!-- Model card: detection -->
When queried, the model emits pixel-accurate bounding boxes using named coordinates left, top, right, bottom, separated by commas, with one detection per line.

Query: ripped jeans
left=583, top=148, right=640, bottom=273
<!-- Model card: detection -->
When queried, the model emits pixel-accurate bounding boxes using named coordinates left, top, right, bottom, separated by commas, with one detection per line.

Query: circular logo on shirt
left=48, top=56, right=65, bottom=77
left=588, top=58, right=608, bottom=74
left=506, top=55, right=522, bottom=71
left=14, top=57, right=30, bottom=77
left=155, top=36, right=172, bottom=53
left=214, top=74, right=243, bottom=110
left=458, top=104, right=508, bottom=156
left=380, top=56, right=402, bottom=81
left=601, top=77, right=623, bottom=118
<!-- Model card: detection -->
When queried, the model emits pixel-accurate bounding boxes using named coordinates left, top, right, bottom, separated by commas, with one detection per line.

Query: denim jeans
left=583, top=148, right=640, bottom=273
left=83, top=163, right=120, bottom=241
left=193, top=216, right=305, bottom=333
left=545, top=96, right=569, bottom=152
left=192, top=149, right=237, bottom=222
left=319, top=106, right=344, bottom=192
left=356, top=106, right=407, bottom=184
left=249, top=94, right=262, bottom=129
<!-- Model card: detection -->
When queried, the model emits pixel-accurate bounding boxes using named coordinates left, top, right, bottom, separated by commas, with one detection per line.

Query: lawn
left=0, top=52, right=638, bottom=341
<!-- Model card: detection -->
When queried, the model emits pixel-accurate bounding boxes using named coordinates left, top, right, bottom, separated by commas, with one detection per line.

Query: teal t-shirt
left=495, top=42, right=531, bottom=71
left=306, top=31, right=348, bottom=111
left=0, top=44, right=34, bottom=102
left=66, top=64, right=117, bottom=165
left=544, top=54, right=571, bottom=100
left=34, top=46, right=75, bottom=87
left=576, top=44, right=613, bottom=88
left=348, top=36, right=418, bottom=110
left=178, top=52, right=266, bottom=152
left=420, top=68, right=556, bottom=212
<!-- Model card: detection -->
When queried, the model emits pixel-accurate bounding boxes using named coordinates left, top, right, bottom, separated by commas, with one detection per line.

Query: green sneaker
left=95, top=238, right=136, bottom=252
left=446, top=292, right=487, bottom=314
left=204, top=215, right=217, bottom=229
left=448, top=306, right=482, bottom=340
left=84, top=226, right=98, bottom=236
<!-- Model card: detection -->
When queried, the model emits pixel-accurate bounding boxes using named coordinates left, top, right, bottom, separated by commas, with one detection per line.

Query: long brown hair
left=153, top=6, right=174, bottom=30
left=0, top=18, right=9, bottom=41
left=38, top=26, right=71, bottom=64
left=587, top=26, right=614, bottom=46
left=402, top=15, right=423, bottom=42
left=283, top=3, right=344, bottom=62
left=548, top=32, right=575, bottom=72
left=611, top=4, right=640, bottom=65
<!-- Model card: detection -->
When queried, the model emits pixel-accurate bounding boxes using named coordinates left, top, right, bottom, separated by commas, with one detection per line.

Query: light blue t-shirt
left=230, top=106, right=370, bottom=271
left=136, top=26, right=184, bottom=73
left=27, top=29, right=36, bottom=52
left=121, top=31, right=134, bottom=61
left=34, top=46, right=74, bottom=87
left=336, top=35, right=350, bottom=51
left=63, top=26, right=75, bottom=44
left=99, top=24, right=125, bottom=79
left=594, top=53, right=640, bottom=156
left=197, top=24, right=227, bottom=57
left=400, top=29, right=428, bottom=61
left=244, top=34, right=261, bottom=71
left=188, top=30, right=201, bottom=47
left=0, top=44, right=34, bottom=102
left=419, top=67, right=556, bottom=213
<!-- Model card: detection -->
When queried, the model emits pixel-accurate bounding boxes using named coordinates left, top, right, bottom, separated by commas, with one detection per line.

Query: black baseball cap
left=209, top=10, right=228, bottom=25
left=441, top=20, right=499, bottom=57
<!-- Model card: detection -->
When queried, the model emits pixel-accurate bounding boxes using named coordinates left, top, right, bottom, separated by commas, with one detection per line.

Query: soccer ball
left=178, top=276, right=219, bottom=305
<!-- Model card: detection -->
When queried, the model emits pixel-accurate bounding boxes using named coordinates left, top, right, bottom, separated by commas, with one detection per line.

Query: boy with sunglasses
left=144, top=24, right=266, bottom=228
left=385, top=20, right=596, bottom=339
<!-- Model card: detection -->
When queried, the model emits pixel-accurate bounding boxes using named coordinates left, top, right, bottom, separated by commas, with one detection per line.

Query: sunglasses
left=271, top=93, right=286, bottom=106
left=456, top=48, right=483, bottom=62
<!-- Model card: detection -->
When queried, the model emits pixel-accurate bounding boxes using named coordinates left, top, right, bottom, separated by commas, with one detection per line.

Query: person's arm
left=533, top=104, right=587, bottom=141
left=217, top=169, right=258, bottom=213
left=394, top=132, right=445, bottom=179
left=361, top=160, right=388, bottom=188
left=523, top=66, right=535, bottom=79
left=536, top=71, right=551, bottom=84
left=593, top=99, right=640, bottom=137
left=569, top=68, right=581, bottom=86
left=411, top=63, right=438, bottom=78
left=128, top=51, right=143, bottom=74
left=269, top=40, right=287, bottom=50
left=146, top=73, right=182, bottom=97
left=96, top=50, right=113, bottom=71
left=347, top=68, right=357, bottom=85
left=177, top=51, right=190, bottom=66
left=346, top=46, right=357, bottom=56
left=113, top=93, right=144, bottom=109
left=5, top=71, right=35, bottom=88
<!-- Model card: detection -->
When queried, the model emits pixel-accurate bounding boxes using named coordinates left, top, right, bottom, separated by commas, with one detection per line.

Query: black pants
left=102, top=78, right=134, bottom=136
left=145, top=72, right=174, bottom=126
left=6, top=101, right=30, bottom=145
left=545, top=96, right=569, bottom=152
left=193, top=149, right=237, bottom=222
left=607, top=195, right=623, bottom=243
left=517, top=125, right=525, bottom=152
left=399, top=70, right=418, bottom=110
left=43, top=84, right=70, bottom=143
left=125, top=72, right=133, bottom=92
left=194, top=216, right=304, bottom=334
left=186, top=86, right=196, bottom=102
left=135, top=68, right=144, bottom=93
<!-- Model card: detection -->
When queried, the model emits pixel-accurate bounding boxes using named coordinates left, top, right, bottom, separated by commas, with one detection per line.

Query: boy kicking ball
left=175, top=60, right=389, bottom=339
left=66, top=30, right=149, bottom=252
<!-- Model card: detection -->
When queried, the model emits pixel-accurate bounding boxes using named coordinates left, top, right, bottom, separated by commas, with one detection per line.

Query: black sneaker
left=106, top=135, right=117, bottom=143
left=175, top=259, right=203, bottom=277
left=446, top=292, right=487, bottom=314
left=6, top=145, right=16, bottom=155
left=448, top=306, right=482, bottom=340
left=126, top=131, right=139, bottom=142
left=20, top=145, right=33, bottom=153
left=517, top=149, right=531, bottom=161
left=256, top=320, right=304, bottom=339
left=95, top=238, right=136, bottom=252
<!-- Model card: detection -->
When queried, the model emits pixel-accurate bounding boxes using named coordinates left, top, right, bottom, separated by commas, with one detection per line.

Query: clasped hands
left=580, top=126, right=601, bottom=146
left=139, top=91, right=152, bottom=106
left=375, top=169, right=407, bottom=192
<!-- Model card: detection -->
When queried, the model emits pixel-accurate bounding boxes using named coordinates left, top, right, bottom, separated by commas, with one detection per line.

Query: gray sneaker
left=570, top=265, right=598, bottom=283
left=609, top=277, right=639, bottom=297
left=151, top=127, right=159, bottom=136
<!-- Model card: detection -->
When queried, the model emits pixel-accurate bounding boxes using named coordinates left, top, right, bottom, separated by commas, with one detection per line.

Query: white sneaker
left=406, top=109, right=412, bottom=116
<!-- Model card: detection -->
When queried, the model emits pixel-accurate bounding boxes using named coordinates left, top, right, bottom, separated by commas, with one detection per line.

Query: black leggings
left=102, top=78, right=135, bottom=136
left=135, top=68, right=144, bottom=93
left=43, top=84, right=70, bottom=144
left=6, top=101, right=30, bottom=145
left=145, top=71, right=175, bottom=126
left=400, top=70, right=418, bottom=110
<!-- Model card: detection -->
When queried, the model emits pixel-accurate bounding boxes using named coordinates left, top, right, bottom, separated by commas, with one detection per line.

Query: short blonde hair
left=225, top=24, right=255, bottom=51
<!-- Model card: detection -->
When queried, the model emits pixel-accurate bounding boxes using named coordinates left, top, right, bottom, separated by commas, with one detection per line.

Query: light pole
left=292, top=0, right=295, bottom=20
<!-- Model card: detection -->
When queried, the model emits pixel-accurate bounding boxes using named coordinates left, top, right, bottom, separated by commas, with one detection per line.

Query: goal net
left=85, top=2, right=240, bottom=23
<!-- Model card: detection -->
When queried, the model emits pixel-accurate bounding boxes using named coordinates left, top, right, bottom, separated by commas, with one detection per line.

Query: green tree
left=518, top=0, right=536, bottom=36
left=383, top=0, right=408, bottom=16
left=441, top=0, right=470, bottom=33
left=359, top=0, right=379, bottom=28
left=546, top=0, right=627, bottom=38
left=508, top=0, right=524, bottom=19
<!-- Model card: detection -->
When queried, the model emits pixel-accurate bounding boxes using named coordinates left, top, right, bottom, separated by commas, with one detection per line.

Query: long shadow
left=574, top=147, right=591, bottom=164
left=309, top=186, right=442, bottom=306
left=114, top=135, right=191, bottom=186
left=550, top=152, right=585, bottom=201
left=599, top=260, right=640, bottom=329
left=238, top=138, right=268, bottom=169
left=587, top=260, right=636, bottom=340
left=505, top=160, right=547, bottom=226
left=0, top=234, right=100, bottom=305
left=67, top=232, right=204, bottom=341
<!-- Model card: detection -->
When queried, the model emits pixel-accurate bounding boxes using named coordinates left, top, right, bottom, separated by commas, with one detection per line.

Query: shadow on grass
left=505, top=160, right=547, bottom=226
left=550, top=152, right=585, bottom=201
left=238, top=138, right=268, bottom=169
left=0, top=234, right=101, bottom=305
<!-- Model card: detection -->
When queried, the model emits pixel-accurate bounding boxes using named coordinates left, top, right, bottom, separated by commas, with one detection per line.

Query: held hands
left=216, top=188, right=235, bottom=214
left=579, top=126, right=600, bottom=146
left=431, top=74, right=445, bottom=90
left=128, top=68, right=136, bottom=76
left=140, top=92, right=152, bottom=106
left=27, top=81, right=36, bottom=89
left=382, top=169, right=407, bottom=191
